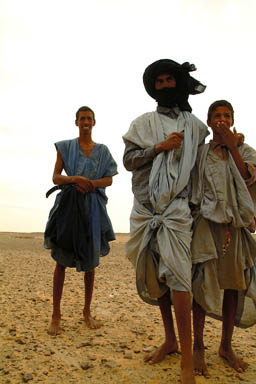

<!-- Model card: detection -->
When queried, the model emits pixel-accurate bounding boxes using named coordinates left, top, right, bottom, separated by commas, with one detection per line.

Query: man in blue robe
left=45, top=106, right=117, bottom=335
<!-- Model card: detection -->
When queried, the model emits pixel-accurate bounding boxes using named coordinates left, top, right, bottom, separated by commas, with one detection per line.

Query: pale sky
left=1, top=0, right=256, bottom=233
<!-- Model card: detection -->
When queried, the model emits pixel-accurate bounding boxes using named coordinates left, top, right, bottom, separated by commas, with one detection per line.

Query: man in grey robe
left=123, top=59, right=209, bottom=384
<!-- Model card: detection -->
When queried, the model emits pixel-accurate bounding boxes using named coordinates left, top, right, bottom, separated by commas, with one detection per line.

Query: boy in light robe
left=191, top=100, right=256, bottom=377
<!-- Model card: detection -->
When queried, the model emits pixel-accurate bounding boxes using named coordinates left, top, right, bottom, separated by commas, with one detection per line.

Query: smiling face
left=155, top=73, right=176, bottom=90
left=207, top=106, right=234, bottom=142
left=75, top=110, right=95, bottom=136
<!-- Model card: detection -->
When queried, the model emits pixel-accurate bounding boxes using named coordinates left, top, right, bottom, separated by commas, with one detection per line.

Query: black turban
left=143, top=59, right=206, bottom=112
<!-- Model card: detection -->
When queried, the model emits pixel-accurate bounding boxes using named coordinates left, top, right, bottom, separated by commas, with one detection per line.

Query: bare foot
left=219, top=346, right=248, bottom=372
left=144, top=340, right=179, bottom=364
left=83, top=313, right=103, bottom=329
left=193, top=347, right=209, bottom=377
left=47, top=317, right=62, bottom=336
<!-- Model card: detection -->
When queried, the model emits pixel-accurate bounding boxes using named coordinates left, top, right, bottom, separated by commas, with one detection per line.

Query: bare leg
left=173, top=290, right=195, bottom=384
left=192, top=299, right=209, bottom=377
left=219, top=289, right=248, bottom=372
left=144, top=290, right=178, bottom=364
left=48, top=263, right=66, bottom=335
left=83, top=269, right=103, bottom=329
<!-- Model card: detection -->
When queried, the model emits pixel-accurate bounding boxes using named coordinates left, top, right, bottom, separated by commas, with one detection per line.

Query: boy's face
left=75, top=110, right=95, bottom=136
left=155, top=73, right=176, bottom=90
left=207, top=106, right=234, bottom=135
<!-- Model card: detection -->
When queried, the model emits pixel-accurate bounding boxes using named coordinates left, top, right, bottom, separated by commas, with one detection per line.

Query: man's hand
left=73, top=176, right=95, bottom=193
left=155, top=132, right=184, bottom=153
left=247, top=217, right=256, bottom=233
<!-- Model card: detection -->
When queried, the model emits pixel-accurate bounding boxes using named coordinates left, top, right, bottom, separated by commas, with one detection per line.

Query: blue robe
left=45, top=138, right=118, bottom=271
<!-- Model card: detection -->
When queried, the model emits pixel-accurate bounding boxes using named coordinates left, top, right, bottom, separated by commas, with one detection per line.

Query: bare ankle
left=83, top=309, right=91, bottom=318
left=193, top=340, right=204, bottom=350
left=52, top=312, right=61, bottom=320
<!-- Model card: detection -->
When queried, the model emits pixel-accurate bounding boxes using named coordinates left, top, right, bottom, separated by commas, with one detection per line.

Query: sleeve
left=101, top=145, right=118, bottom=177
left=123, top=139, right=156, bottom=171
left=191, top=114, right=210, bottom=145
left=246, top=164, right=256, bottom=187
left=190, top=144, right=207, bottom=206
left=54, top=140, right=69, bottom=156
left=240, top=143, right=256, bottom=165
left=54, top=140, right=71, bottom=174
left=240, top=143, right=256, bottom=187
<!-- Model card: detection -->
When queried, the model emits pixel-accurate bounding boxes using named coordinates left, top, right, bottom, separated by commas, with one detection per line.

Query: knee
left=56, top=263, right=66, bottom=273
left=84, top=269, right=95, bottom=279
left=85, top=268, right=94, bottom=274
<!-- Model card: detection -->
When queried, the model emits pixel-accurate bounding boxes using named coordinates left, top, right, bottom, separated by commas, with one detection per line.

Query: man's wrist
left=155, top=142, right=165, bottom=153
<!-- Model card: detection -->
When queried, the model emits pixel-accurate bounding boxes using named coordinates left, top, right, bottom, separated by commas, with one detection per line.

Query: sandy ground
left=0, top=232, right=256, bottom=384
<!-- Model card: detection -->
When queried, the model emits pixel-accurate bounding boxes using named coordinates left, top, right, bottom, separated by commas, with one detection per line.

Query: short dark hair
left=75, top=106, right=95, bottom=121
left=207, top=100, right=234, bottom=122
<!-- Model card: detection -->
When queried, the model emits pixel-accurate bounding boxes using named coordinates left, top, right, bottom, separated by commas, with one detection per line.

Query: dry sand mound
left=0, top=233, right=256, bottom=383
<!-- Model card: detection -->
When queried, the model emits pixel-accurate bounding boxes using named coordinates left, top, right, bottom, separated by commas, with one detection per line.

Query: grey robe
left=123, top=111, right=208, bottom=305
left=191, top=142, right=256, bottom=328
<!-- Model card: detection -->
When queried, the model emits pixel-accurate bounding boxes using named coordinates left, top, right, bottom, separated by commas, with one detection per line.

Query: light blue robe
left=45, top=138, right=117, bottom=272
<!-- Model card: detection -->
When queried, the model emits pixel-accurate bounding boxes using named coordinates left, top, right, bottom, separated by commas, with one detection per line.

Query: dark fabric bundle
left=143, top=59, right=206, bottom=112
left=44, top=184, right=92, bottom=266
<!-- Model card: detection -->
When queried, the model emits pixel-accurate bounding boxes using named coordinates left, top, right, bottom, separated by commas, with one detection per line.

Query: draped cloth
left=191, top=143, right=256, bottom=328
left=44, top=138, right=117, bottom=272
left=123, top=111, right=208, bottom=305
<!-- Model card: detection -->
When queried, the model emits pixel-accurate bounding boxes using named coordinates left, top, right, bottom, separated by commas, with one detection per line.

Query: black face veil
left=143, top=59, right=206, bottom=112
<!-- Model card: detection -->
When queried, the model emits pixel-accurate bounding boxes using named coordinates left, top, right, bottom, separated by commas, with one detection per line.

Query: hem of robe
left=192, top=219, right=256, bottom=328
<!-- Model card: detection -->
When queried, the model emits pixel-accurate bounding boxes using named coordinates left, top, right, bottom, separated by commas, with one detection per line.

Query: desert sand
left=0, top=232, right=256, bottom=384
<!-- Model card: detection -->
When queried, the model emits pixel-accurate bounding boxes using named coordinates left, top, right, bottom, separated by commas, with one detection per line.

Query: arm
left=52, top=151, right=95, bottom=193
left=123, top=140, right=156, bottom=171
left=220, top=127, right=250, bottom=180
left=221, top=127, right=256, bottom=231
left=230, top=139, right=256, bottom=233
left=229, top=147, right=250, bottom=180
left=123, top=133, right=184, bottom=171
left=155, top=132, right=184, bottom=153
left=91, top=176, right=112, bottom=188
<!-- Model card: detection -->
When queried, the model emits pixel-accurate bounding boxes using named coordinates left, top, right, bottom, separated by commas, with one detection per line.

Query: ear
left=93, top=119, right=96, bottom=126
left=75, top=119, right=78, bottom=126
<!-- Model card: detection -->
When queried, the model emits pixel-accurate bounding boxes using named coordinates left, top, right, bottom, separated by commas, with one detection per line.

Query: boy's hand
left=216, top=122, right=238, bottom=150
left=155, top=132, right=184, bottom=153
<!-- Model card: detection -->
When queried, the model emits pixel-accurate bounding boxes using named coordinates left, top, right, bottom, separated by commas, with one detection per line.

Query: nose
left=219, top=114, right=226, bottom=121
